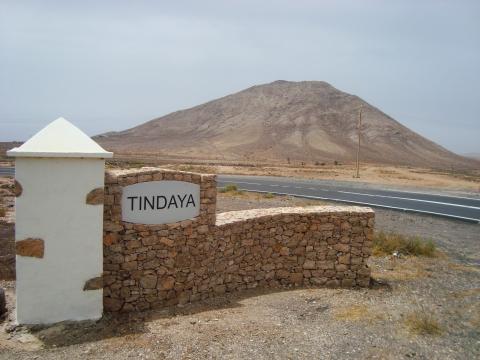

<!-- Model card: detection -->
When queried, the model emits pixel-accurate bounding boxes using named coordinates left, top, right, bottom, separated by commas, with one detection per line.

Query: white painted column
left=7, top=118, right=113, bottom=324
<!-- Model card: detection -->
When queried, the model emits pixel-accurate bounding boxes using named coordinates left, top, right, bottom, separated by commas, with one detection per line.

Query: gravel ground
left=0, top=193, right=479, bottom=359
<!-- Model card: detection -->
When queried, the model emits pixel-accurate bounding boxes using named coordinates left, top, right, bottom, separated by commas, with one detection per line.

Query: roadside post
left=7, top=117, right=113, bottom=324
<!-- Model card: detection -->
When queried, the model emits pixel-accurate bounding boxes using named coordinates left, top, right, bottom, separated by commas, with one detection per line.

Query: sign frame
left=121, top=180, right=200, bottom=225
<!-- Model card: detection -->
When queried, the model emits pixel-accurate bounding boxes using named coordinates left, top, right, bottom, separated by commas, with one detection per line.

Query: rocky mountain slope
left=96, top=81, right=477, bottom=168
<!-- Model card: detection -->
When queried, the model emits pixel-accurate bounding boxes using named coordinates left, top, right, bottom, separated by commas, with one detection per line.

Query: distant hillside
left=96, top=80, right=478, bottom=169
left=464, top=153, right=480, bottom=160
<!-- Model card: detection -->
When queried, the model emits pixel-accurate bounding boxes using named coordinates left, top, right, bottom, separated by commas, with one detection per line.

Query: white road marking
left=337, top=190, right=480, bottom=210
left=235, top=188, right=480, bottom=223
left=224, top=181, right=262, bottom=186
left=219, top=177, right=480, bottom=202
left=219, top=179, right=480, bottom=211
left=220, top=179, right=479, bottom=208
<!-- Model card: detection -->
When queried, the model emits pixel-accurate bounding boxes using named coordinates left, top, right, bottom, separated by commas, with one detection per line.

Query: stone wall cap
left=216, top=206, right=374, bottom=226
left=106, top=167, right=216, bottom=178
left=7, top=117, right=113, bottom=159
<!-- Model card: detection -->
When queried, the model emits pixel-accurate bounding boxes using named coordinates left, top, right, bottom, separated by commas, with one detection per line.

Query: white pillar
left=7, top=117, right=113, bottom=324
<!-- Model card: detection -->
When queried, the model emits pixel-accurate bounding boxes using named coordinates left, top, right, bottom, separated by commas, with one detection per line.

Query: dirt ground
left=166, top=163, right=480, bottom=194
left=1, top=192, right=479, bottom=359
left=4, top=159, right=480, bottom=192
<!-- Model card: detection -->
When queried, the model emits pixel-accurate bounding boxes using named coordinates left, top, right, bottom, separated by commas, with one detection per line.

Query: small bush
left=219, top=184, right=244, bottom=195
left=405, top=309, right=443, bottom=336
left=220, top=184, right=238, bottom=192
left=263, top=192, right=275, bottom=199
left=373, top=231, right=436, bottom=257
left=0, top=208, right=5, bottom=217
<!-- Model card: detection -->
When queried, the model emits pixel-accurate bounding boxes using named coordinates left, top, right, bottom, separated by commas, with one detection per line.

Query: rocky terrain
left=1, top=192, right=479, bottom=359
left=96, top=81, right=478, bottom=169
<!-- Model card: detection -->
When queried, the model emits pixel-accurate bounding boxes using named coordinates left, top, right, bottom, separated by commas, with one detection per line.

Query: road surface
left=218, top=175, right=480, bottom=223
left=1, top=167, right=478, bottom=223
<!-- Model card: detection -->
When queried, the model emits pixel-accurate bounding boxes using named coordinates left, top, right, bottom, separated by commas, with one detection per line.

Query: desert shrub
left=373, top=231, right=436, bottom=257
left=221, top=184, right=238, bottom=192
left=219, top=184, right=244, bottom=195
left=405, top=309, right=443, bottom=335
left=0, top=208, right=5, bottom=217
left=334, top=160, right=339, bottom=165
left=263, top=192, right=275, bottom=199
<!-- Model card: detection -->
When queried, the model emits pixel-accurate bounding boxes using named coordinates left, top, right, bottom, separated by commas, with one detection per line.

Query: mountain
left=96, top=80, right=478, bottom=168
left=464, top=153, right=480, bottom=160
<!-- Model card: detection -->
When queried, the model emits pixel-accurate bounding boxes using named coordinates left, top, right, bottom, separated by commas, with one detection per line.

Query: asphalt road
left=218, top=175, right=480, bottom=223
left=1, top=167, right=478, bottom=223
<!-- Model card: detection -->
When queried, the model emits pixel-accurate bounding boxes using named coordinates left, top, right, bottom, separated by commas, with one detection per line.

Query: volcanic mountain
left=96, top=80, right=476, bottom=168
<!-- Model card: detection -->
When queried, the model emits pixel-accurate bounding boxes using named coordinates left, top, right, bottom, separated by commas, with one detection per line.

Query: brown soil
left=1, top=193, right=479, bottom=359
left=167, top=163, right=480, bottom=193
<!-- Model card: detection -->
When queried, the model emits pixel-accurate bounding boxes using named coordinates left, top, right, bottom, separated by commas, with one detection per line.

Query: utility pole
left=355, top=106, right=362, bottom=178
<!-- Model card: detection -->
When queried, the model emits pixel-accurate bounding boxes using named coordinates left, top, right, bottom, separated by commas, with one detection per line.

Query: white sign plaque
left=122, top=181, right=200, bottom=225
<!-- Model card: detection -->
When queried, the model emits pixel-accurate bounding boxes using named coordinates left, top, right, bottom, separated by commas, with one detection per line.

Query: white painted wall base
left=15, top=158, right=105, bottom=324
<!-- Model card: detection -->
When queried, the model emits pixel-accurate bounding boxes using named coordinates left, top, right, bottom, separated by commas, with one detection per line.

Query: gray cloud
left=1, top=0, right=479, bottom=154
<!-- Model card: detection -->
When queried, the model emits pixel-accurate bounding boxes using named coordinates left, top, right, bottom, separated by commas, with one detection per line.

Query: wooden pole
left=355, top=106, right=362, bottom=178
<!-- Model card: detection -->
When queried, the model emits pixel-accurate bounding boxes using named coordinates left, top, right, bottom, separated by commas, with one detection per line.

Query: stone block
left=86, top=187, right=104, bottom=205
left=83, top=276, right=103, bottom=290
left=140, top=275, right=157, bottom=289
left=16, top=238, right=44, bottom=258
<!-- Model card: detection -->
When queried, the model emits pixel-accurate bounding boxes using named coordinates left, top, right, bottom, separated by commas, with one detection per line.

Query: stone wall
left=0, top=177, right=16, bottom=280
left=0, top=221, right=15, bottom=280
left=103, top=168, right=374, bottom=312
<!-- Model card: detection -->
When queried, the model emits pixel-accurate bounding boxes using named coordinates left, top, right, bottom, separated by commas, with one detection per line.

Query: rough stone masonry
left=103, top=168, right=374, bottom=312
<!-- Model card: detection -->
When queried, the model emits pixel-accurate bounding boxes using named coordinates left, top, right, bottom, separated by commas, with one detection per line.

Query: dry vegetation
left=404, top=308, right=443, bottom=336
left=372, top=231, right=436, bottom=257
left=333, top=304, right=384, bottom=323
left=218, top=184, right=244, bottom=195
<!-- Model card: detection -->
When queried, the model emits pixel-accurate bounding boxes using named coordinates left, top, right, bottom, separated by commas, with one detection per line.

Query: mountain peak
left=96, top=81, right=475, bottom=168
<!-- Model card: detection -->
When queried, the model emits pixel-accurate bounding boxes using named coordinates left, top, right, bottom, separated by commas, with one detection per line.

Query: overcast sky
left=1, top=0, right=479, bottom=154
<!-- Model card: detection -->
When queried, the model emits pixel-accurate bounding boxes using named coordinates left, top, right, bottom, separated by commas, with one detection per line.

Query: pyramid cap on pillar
left=7, top=117, right=113, bottom=159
